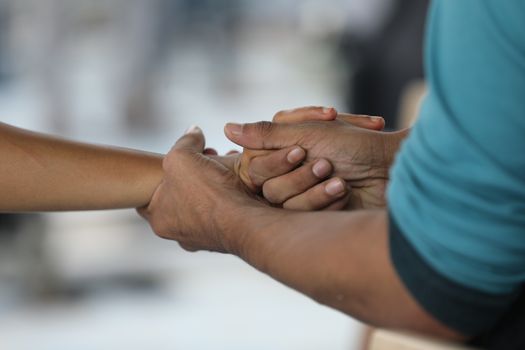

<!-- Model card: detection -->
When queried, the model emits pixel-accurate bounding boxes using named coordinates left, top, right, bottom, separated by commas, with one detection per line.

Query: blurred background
left=0, top=0, right=428, bottom=349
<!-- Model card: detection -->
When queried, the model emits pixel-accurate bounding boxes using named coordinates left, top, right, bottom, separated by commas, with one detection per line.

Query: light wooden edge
left=368, top=329, right=477, bottom=350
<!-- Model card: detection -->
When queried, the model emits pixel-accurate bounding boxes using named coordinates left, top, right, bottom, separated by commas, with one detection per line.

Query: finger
left=204, top=148, right=218, bottom=155
left=337, top=113, right=385, bottom=130
left=224, top=121, right=297, bottom=150
left=282, top=178, right=348, bottom=211
left=235, top=149, right=272, bottom=191
left=248, top=146, right=306, bottom=187
left=227, top=150, right=240, bottom=155
left=273, top=106, right=337, bottom=123
left=174, top=125, right=205, bottom=153
left=209, top=153, right=239, bottom=173
left=262, top=159, right=333, bottom=204
left=322, top=192, right=351, bottom=211
left=179, top=242, right=198, bottom=252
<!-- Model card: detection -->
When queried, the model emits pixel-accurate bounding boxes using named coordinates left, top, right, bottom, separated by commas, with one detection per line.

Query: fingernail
left=185, top=125, right=202, bottom=134
left=312, top=159, right=331, bottom=178
left=323, top=107, right=335, bottom=114
left=225, top=123, right=243, bottom=136
left=325, top=179, right=345, bottom=196
left=287, top=147, right=305, bottom=164
left=371, top=116, right=383, bottom=122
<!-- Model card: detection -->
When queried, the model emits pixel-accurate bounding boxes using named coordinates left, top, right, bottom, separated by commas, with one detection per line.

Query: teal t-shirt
left=388, top=0, right=525, bottom=335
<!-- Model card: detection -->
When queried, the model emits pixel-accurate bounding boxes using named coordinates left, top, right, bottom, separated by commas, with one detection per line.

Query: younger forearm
left=0, top=123, right=163, bottom=212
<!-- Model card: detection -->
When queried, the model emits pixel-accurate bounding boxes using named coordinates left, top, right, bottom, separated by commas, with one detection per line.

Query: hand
left=225, top=115, right=408, bottom=210
left=138, top=126, right=259, bottom=253
left=137, top=128, right=462, bottom=342
left=234, top=106, right=386, bottom=210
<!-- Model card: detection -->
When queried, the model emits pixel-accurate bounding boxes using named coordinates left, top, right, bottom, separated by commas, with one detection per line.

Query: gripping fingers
left=322, top=192, right=351, bottom=211
left=282, top=177, right=349, bottom=211
left=270, top=107, right=385, bottom=132
left=337, top=113, right=385, bottom=130
left=272, top=106, right=338, bottom=123
left=248, top=146, right=306, bottom=187
left=262, top=159, right=333, bottom=204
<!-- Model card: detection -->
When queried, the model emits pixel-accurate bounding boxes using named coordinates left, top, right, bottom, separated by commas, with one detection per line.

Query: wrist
left=126, top=152, right=164, bottom=207
left=217, top=201, right=285, bottom=258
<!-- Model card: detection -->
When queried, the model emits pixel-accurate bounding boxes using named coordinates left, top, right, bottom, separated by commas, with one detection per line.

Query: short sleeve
left=387, top=0, right=525, bottom=336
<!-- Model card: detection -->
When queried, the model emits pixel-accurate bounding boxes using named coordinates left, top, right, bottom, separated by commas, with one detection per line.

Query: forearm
left=0, top=122, right=163, bottom=212
left=224, top=206, right=462, bottom=339
left=229, top=208, right=393, bottom=322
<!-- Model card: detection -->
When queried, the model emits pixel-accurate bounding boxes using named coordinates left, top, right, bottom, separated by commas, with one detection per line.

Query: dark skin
left=3, top=109, right=449, bottom=339
left=228, top=107, right=409, bottom=210
left=0, top=108, right=382, bottom=213
left=212, top=107, right=388, bottom=211
left=138, top=123, right=466, bottom=342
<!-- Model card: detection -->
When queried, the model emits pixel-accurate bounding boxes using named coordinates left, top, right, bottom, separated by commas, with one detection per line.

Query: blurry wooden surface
left=369, top=329, right=476, bottom=350
left=397, top=80, right=426, bottom=129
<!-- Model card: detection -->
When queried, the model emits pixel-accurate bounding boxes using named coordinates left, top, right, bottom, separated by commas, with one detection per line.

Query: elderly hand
left=225, top=112, right=408, bottom=210
left=233, top=106, right=387, bottom=210
left=137, top=126, right=261, bottom=253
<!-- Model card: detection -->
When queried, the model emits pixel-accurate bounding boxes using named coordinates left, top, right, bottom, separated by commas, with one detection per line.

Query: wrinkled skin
left=226, top=117, right=402, bottom=210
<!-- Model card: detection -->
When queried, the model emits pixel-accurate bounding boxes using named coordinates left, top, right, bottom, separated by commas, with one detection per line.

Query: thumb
left=174, top=125, right=205, bottom=153
left=224, top=121, right=298, bottom=150
left=337, top=113, right=385, bottom=131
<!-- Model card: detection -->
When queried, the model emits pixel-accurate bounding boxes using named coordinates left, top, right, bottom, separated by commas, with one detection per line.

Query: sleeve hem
left=388, top=210, right=520, bottom=336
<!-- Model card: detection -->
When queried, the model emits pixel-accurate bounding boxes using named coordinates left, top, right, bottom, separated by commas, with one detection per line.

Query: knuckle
left=253, top=121, right=274, bottom=137
left=273, top=109, right=288, bottom=121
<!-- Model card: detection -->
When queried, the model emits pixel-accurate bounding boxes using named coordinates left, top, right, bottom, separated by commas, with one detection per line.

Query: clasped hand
left=138, top=106, right=405, bottom=253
